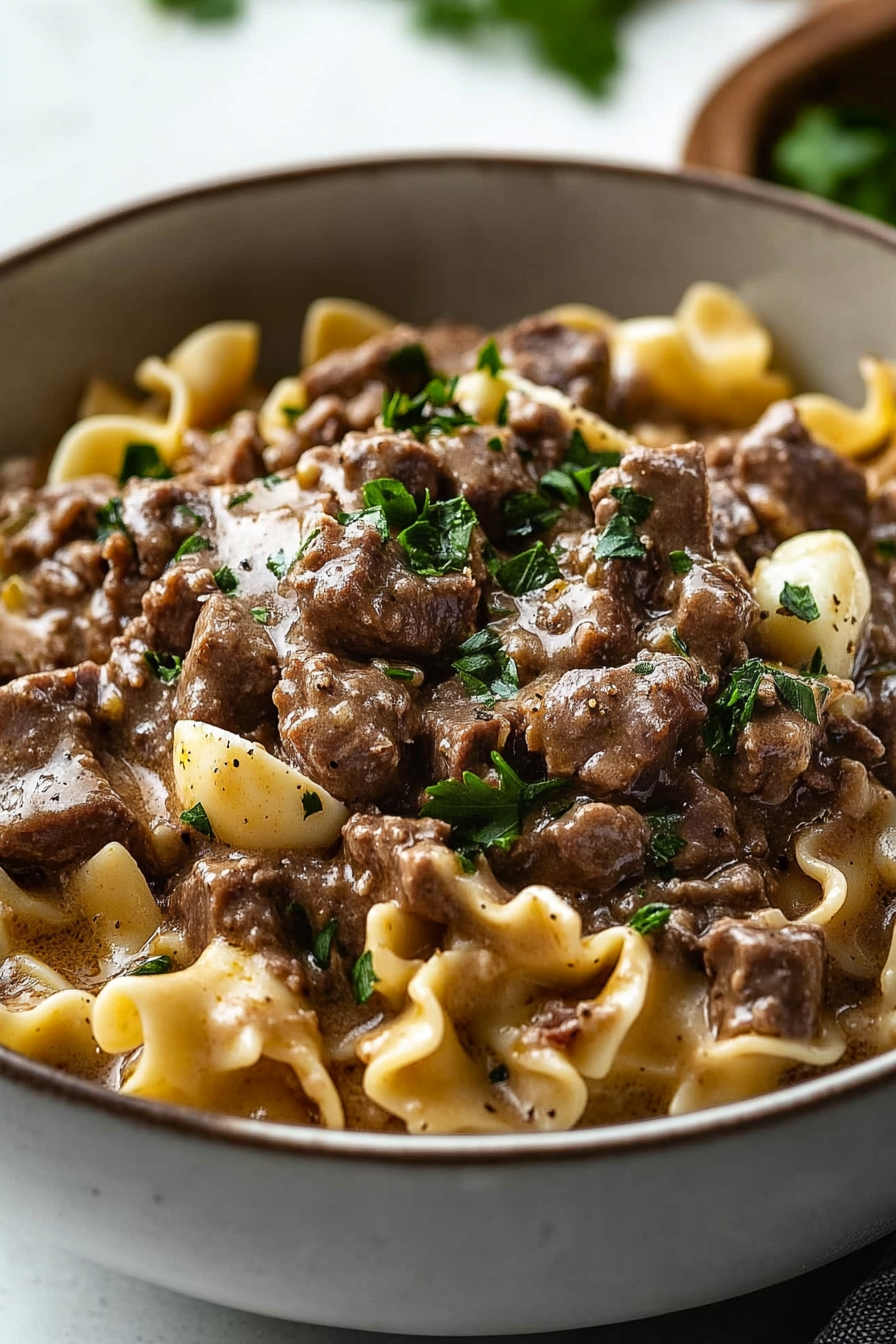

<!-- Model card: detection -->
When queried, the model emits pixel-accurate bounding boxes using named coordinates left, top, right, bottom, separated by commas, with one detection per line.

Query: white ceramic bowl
left=3, top=157, right=896, bottom=1334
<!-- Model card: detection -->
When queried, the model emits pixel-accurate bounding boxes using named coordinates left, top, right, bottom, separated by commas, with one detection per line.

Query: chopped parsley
left=213, top=565, right=238, bottom=595
left=496, top=394, right=509, bottom=427
left=302, top=789, right=324, bottom=820
left=628, top=903, right=672, bottom=936
left=876, top=538, right=896, bottom=562
left=705, top=658, right=826, bottom=756
left=772, top=105, right=896, bottom=229
left=383, top=666, right=416, bottom=681
left=647, top=809, right=685, bottom=871
left=669, top=550, right=694, bottom=575
left=130, top=954, right=174, bottom=976
left=399, top=493, right=478, bottom=576
left=487, top=436, right=504, bottom=453
left=282, top=405, right=303, bottom=426
left=452, top=629, right=519, bottom=706
left=352, top=950, right=380, bottom=1005
left=339, top=478, right=418, bottom=540
left=382, top=375, right=477, bottom=440
left=261, top=473, right=284, bottom=491
left=143, top=650, right=183, bottom=685
left=387, top=343, right=434, bottom=383
left=119, top=442, right=172, bottom=484
left=594, top=486, right=653, bottom=561
left=803, top=646, right=828, bottom=676
left=633, top=661, right=654, bottom=675
left=250, top=607, right=269, bottom=625
left=540, top=429, right=620, bottom=506
left=779, top=581, right=820, bottom=623
left=227, top=490, right=253, bottom=509
left=503, top=490, right=560, bottom=541
left=179, top=801, right=215, bottom=839
left=421, top=750, right=565, bottom=865
left=96, top=497, right=132, bottom=545
left=266, top=549, right=296, bottom=581
left=173, top=532, right=211, bottom=561
left=494, top=540, right=562, bottom=596
left=311, top=918, right=339, bottom=970
left=476, top=338, right=504, bottom=377
left=669, top=627, right=690, bottom=658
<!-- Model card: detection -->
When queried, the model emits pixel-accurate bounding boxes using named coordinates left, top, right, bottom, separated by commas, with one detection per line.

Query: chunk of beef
left=342, top=814, right=454, bottom=923
left=725, top=693, right=823, bottom=805
left=275, top=652, right=418, bottom=806
left=141, top=563, right=218, bottom=654
left=524, top=656, right=707, bottom=795
left=734, top=402, right=869, bottom=548
left=263, top=397, right=350, bottom=473
left=184, top=411, right=266, bottom=485
left=0, top=667, right=148, bottom=867
left=499, top=570, right=638, bottom=683
left=495, top=801, right=648, bottom=893
left=120, top=477, right=212, bottom=577
left=501, top=317, right=609, bottom=413
left=709, top=477, right=760, bottom=556
left=305, top=431, right=440, bottom=510
left=422, top=322, right=484, bottom=375
left=670, top=561, right=756, bottom=673
left=292, top=515, right=479, bottom=660
left=431, top=426, right=535, bottom=536
left=660, top=861, right=771, bottom=914
left=592, top=442, right=713, bottom=563
left=665, top=772, right=740, bottom=876
left=177, top=595, right=279, bottom=735
left=702, top=917, right=826, bottom=1040
left=302, top=324, right=423, bottom=404
left=506, top=397, right=568, bottom=475
left=0, top=478, right=110, bottom=575
left=864, top=668, right=896, bottom=789
left=418, top=680, right=514, bottom=783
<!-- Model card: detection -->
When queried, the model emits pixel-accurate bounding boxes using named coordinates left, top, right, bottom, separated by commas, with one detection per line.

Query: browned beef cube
left=141, top=563, right=218, bottom=654
left=418, top=680, right=514, bottom=783
left=0, top=478, right=110, bottom=575
left=302, top=325, right=424, bottom=404
left=292, top=515, right=479, bottom=660
left=592, top=442, right=714, bottom=563
left=495, top=801, right=648, bottom=894
left=431, top=426, right=535, bottom=537
left=524, top=656, right=706, bottom=795
left=501, top=316, right=609, bottom=413
left=184, top=411, right=266, bottom=486
left=275, top=652, right=418, bottom=806
left=342, top=814, right=454, bottom=924
left=177, top=595, right=279, bottom=735
left=703, top=917, right=826, bottom=1040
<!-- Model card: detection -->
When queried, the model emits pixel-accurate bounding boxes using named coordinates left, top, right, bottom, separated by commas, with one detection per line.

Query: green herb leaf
left=352, top=950, right=381, bottom=1005
left=119, top=442, right=172, bottom=485
left=594, top=485, right=653, bottom=561
left=772, top=105, right=896, bottom=226
left=494, top=540, right=562, bottom=596
left=180, top=801, right=215, bottom=839
left=282, top=405, right=303, bottom=426
left=152, top=0, right=242, bottom=19
left=540, top=429, right=620, bottom=505
left=261, top=473, right=283, bottom=491
left=628, top=903, right=672, bottom=936
left=266, top=549, right=297, bottom=581
left=632, top=661, right=654, bottom=675
left=398, top=493, right=478, bottom=575
left=669, top=550, right=693, bottom=575
left=387, top=343, right=434, bottom=383
left=302, top=789, right=323, bottom=820
left=647, top=809, right=685, bottom=870
left=213, top=565, right=239, bottom=595
left=227, top=490, right=253, bottom=509
left=143, top=650, right=183, bottom=685
left=362, top=478, right=418, bottom=531
left=803, top=646, right=828, bottom=676
left=250, top=607, right=269, bottom=625
left=383, top=666, right=416, bottom=681
left=779, top=581, right=820, bottom=623
left=421, top=750, right=564, bottom=861
left=476, top=338, right=504, bottom=376
left=174, top=532, right=211, bottom=561
left=311, top=918, right=339, bottom=970
left=487, top=436, right=504, bottom=454
left=452, top=628, right=519, bottom=707
left=503, top=490, right=560, bottom=541
left=876, top=538, right=896, bottom=562
left=130, top=954, right=174, bottom=976
left=382, top=376, right=477, bottom=440
left=610, top=485, right=652, bottom=523
left=96, top=497, right=133, bottom=545
left=705, top=658, right=826, bottom=756
left=769, top=667, right=822, bottom=725
left=670, top=627, right=690, bottom=657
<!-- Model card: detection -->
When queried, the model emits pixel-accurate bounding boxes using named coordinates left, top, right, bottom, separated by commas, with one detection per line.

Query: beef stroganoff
left=4, top=285, right=896, bottom=1134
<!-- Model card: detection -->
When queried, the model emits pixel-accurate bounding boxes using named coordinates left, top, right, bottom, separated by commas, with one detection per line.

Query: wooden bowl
left=684, top=0, right=896, bottom=180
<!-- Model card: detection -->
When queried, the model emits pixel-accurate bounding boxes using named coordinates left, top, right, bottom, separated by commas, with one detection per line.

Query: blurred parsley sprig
left=148, top=0, right=647, bottom=97
left=772, top=105, right=896, bottom=229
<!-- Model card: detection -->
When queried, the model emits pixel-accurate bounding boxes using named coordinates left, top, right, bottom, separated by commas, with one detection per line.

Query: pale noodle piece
left=300, top=298, right=395, bottom=368
left=48, top=322, right=259, bottom=484
left=92, top=939, right=344, bottom=1127
left=453, top=367, right=635, bottom=456
left=0, top=986, right=98, bottom=1070
left=751, top=530, right=871, bottom=679
left=173, top=720, right=348, bottom=850
left=794, top=356, right=894, bottom=459
left=0, top=867, right=73, bottom=962
left=258, top=376, right=307, bottom=445
left=611, top=282, right=791, bottom=425
left=542, top=302, right=616, bottom=334
left=66, top=843, right=163, bottom=966
left=358, top=852, right=651, bottom=1134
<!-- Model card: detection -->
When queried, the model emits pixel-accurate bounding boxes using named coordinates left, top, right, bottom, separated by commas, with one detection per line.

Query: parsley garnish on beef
left=382, top=376, right=477, bottom=440
left=594, top=485, right=653, bottom=560
left=179, top=801, right=215, bottom=839
left=119, top=442, right=172, bottom=484
left=143, top=651, right=184, bottom=685
left=669, top=550, right=693, bottom=575
left=646, top=809, right=685, bottom=871
left=494, top=541, right=562, bottom=596
left=173, top=532, right=211, bottom=561
left=421, top=750, right=565, bottom=867
left=398, top=494, right=478, bottom=575
left=628, top=903, right=672, bottom=936
left=541, top=429, right=620, bottom=506
left=779, top=581, right=820, bottom=623
left=387, top=343, right=435, bottom=383
left=96, top=497, right=133, bottom=545
left=476, top=338, right=504, bottom=377
left=705, top=658, right=827, bottom=756
left=311, top=918, right=339, bottom=970
left=502, top=490, right=560, bottom=541
left=451, top=629, right=519, bottom=706
left=227, top=490, right=253, bottom=509
left=130, top=954, right=174, bottom=976
left=352, top=950, right=381, bottom=1005
left=213, top=565, right=239, bottom=595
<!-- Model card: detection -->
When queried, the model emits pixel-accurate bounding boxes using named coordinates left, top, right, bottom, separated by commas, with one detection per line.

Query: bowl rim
left=4, top=150, right=896, bottom=1166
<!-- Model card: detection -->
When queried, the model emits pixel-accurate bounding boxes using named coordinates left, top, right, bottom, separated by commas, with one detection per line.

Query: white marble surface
left=0, top=1, right=817, bottom=1340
